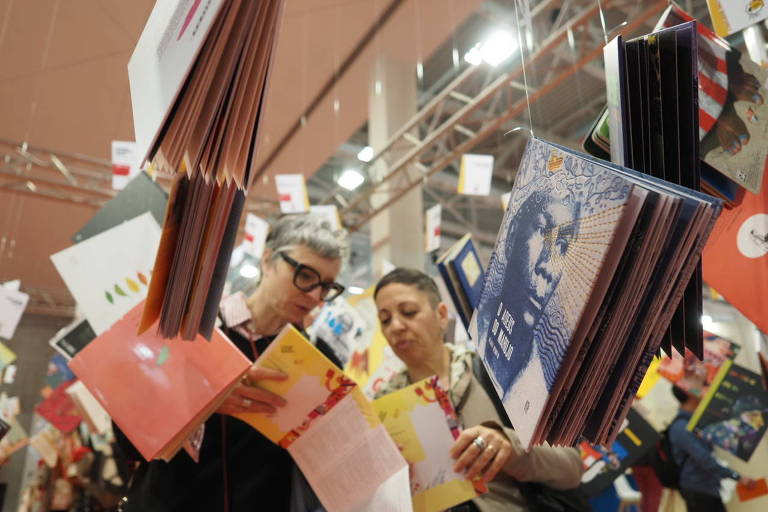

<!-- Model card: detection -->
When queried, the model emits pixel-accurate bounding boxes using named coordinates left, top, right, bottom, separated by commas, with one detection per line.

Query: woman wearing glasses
left=120, top=215, right=348, bottom=512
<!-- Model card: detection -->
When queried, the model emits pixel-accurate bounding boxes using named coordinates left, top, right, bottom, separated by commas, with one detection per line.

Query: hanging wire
left=2, top=0, right=61, bottom=279
left=512, top=0, right=535, bottom=138
left=596, top=0, right=609, bottom=44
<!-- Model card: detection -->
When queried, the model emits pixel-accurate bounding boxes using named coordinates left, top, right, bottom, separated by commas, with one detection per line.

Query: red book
left=35, top=379, right=82, bottom=433
left=737, top=477, right=768, bottom=502
left=69, top=301, right=250, bottom=461
left=703, top=186, right=768, bottom=335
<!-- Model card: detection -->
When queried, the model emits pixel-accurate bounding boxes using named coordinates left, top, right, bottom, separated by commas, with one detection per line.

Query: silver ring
left=472, top=435, right=487, bottom=451
left=242, top=397, right=253, bottom=408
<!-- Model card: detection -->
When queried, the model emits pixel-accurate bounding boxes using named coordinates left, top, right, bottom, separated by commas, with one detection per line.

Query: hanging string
left=448, top=0, right=459, bottom=70
left=512, top=0, right=534, bottom=138
left=301, top=9, right=309, bottom=176
left=596, top=0, right=609, bottom=44
left=2, top=0, right=61, bottom=279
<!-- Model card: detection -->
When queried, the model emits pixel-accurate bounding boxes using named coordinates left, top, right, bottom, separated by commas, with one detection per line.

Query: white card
left=425, top=204, right=442, bottom=253
left=458, top=153, right=494, bottom=196
left=128, top=0, right=227, bottom=165
left=50, top=212, right=161, bottom=335
left=276, top=174, right=309, bottom=214
left=244, top=213, right=269, bottom=259
left=111, top=141, right=141, bottom=190
left=0, top=287, right=29, bottom=340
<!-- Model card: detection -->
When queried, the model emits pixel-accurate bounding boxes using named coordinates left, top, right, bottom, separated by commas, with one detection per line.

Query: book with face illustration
left=472, top=136, right=722, bottom=448
left=373, top=376, right=484, bottom=512
left=472, top=138, right=645, bottom=447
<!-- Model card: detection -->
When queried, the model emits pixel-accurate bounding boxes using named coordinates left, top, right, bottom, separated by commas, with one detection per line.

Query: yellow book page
left=373, top=377, right=478, bottom=512
left=235, top=325, right=355, bottom=444
left=636, top=357, right=662, bottom=399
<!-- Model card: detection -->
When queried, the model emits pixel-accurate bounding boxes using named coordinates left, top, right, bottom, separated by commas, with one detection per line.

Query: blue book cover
left=451, top=237, right=484, bottom=310
left=472, top=137, right=637, bottom=447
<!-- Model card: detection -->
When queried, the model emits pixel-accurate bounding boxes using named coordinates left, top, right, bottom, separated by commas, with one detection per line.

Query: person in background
left=669, top=385, right=756, bottom=512
left=374, top=268, right=584, bottom=512
left=119, top=214, right=348, bottom=511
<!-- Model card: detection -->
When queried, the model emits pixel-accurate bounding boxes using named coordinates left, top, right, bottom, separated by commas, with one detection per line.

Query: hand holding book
left=450, top=425, right=512, bottom=484
left=216, top=366, right=288, bottom=416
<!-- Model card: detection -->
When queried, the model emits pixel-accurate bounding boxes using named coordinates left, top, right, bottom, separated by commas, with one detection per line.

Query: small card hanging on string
left=425, top=204, right=442, bottom=253
left=458, top=154, right=494, bottom=196
left=275, top=174, right=309, bottom=214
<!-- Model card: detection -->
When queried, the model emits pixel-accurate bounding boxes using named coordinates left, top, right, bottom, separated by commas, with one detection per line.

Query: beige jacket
left=376, top=344, right=584, bottom=512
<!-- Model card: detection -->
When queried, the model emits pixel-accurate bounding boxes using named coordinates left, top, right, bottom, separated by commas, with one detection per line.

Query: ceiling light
left=701, top=314, right=713, bottom=330
left=464, top=30, right=517, bottom=67
left=240, top=264, right=260, bottom=279
left=338, top=169, right=365, bottom=191
left=357, top=146, right=374, bottom=163
left=347, top=286, right=364, bottom=295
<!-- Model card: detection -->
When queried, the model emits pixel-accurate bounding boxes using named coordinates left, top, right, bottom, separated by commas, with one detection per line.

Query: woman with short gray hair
left=121, top=213, right=349, bottom=512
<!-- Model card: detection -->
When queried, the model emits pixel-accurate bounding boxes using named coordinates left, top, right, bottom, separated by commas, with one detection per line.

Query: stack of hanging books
left=128, top=0, right=284, bottom=340
left=472, top=134, right=722, bottom=449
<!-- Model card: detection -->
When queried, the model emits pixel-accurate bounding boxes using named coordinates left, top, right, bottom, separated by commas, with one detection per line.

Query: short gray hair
left=265, top=214, right=349, bottom=262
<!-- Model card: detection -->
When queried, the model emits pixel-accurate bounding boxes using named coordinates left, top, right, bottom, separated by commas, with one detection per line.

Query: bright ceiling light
left=347, top=286, right=364, bottom=295
left=481, top=30, right=517, bottom=66
left=357, top=146, right=374, bottom=163
left=240, top=264, right=260, bottom=279
left=338, top=169, right=365, bottom=191
left=464, top=30, right=517, bottom=67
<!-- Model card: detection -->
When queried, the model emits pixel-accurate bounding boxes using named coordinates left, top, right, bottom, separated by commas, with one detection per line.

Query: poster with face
left=473, top=138, right=634, bottom=446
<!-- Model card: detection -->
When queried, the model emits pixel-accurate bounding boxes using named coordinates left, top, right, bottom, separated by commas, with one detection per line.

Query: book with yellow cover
left=373, top=376, right=484, bottom=512
left=236, top=325, right=412, bottom=512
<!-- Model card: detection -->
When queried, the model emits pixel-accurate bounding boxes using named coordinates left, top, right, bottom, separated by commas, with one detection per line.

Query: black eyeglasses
left=279, top=253, right=345, bottom=302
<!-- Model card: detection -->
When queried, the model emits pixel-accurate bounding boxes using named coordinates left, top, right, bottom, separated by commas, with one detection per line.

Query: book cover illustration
left=474, top=138, right=633, bottom=443
left=702, top=178, right=768, bottom=335
left=658, top=331, right=741, bottom=396
left=660, top=5, right=768, bottom=194
left=50, top=211, right=161, bottom=335
left=307, top=296, right=368, bottom=368
left=690, top=360, right=768, bottom=461
left=373, top=376, right=483, bottom=512
left=705, top=0, right=768, bottom=37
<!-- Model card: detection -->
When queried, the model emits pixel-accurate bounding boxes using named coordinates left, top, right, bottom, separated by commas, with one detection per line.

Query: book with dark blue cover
left=450, top=236, right=484, bottom=310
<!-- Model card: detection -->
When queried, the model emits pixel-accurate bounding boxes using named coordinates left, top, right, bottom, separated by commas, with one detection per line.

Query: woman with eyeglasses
left=118, top=214, right=348, bottom=512
left=373, top=268, right=585, bottom=512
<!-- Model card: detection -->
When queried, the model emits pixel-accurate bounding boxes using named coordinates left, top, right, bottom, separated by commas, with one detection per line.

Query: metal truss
left=329, top=0, right=669, bottom=233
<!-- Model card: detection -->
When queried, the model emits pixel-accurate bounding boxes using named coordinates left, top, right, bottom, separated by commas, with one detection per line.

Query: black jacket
left=119, top=326, right=342, bottom=512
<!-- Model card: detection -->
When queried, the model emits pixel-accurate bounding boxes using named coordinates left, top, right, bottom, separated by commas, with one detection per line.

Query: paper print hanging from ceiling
left=51, top=212, right=161, bottom=335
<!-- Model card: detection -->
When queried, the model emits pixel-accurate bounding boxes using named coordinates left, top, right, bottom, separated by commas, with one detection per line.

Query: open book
left=235, top=326, right=412, bottom=512
left=129, top=0, right=285, bottom=339
left=373, top=376, right=485, bottom=512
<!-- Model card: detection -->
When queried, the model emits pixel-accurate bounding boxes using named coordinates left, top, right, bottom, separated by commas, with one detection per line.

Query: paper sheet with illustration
left=236, top=326, right=411, bottom=512
left=373, top=376, right=483, bottom=512
left=51, top=212, right=161, bottom=335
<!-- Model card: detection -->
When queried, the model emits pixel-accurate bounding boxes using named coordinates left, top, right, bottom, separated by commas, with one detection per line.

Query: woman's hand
left=216, top=366, right=288, bottom=416
left=450, top=425, right=515, bottom=483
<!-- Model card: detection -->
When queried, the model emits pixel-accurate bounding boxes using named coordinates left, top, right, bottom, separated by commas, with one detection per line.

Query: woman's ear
left=437, top=302, right=449, bottom=328
left=259, top=248, right=274, bottom=279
